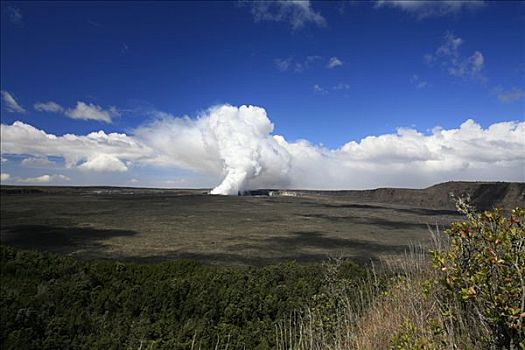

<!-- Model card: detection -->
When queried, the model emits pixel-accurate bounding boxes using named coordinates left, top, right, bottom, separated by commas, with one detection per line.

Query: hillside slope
left=306, top=182, right=525, bottom=210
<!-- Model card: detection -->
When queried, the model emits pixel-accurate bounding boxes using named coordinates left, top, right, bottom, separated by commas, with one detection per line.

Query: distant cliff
left=2, top=181, right=524, bottom=210
left=260, top=182, right=525, bottom=210
left=341, top=182, right=524, bottom=210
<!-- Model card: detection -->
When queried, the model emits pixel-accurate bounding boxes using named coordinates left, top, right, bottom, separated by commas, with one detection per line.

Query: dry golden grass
left=351, top=250, right=437, bottom=349
left=278, top=238, right=495, bottom=350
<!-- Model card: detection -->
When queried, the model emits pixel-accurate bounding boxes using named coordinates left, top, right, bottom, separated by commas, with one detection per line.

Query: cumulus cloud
left=426, top=33, right=485, bottom=81
left=78, top=154, right=128, bottom=172
left=494, top=87, right=525, bottom=104
left=375, top=1, right=485, bottom=19
left=246, top=0, right=326, bottom=30
left=1, top=90, right=26, bottom=113
left=1, top=173, right=11, bottom=182
left=1, top=105, right=524, bottom=194
left=0, top=121, right=152, bottom=171
left=327, top=57, right=343, bottom=69
left=65, top=101, right=119, bottom=123
left=287, top=119, right=525, bottom=189
left=17, top=174, right=70, bottom=184
left=34, top=101, right=64, bottom=113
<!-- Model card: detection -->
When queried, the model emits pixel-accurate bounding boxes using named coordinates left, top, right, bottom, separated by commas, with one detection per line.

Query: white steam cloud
left=206, top=105, right=290, bottom=194
left=1, top=104, right=524, bottom=194
left=134, top=105, right=291, bottom=194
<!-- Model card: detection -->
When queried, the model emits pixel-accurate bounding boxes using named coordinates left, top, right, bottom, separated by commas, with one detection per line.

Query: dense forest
left=0, top=245, right=365, bottom=349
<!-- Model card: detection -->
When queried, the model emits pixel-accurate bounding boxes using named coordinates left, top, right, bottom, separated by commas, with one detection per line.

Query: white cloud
left=436, top=33, right=463, bottom=56
left=18, top=175, right=52, bottom=183
left=426, top=33, right=485, bottom=81
left=375, top=1, right=485, bottom=19
left=134, top=105, right=291, bottom=194
left=1, top=105, right=524, bottom=193
left=284, top=119, right=525, bottom=190
left=1, top=90, right=26, bottom=113
left=247, top=0, right=326, bottom=30
left=410, top=74, right=428, bottom=89
left=17, top=174, right=70, bottom=184
left=469, top=51, right=484, bottom=73
left=35, top=100, right=124, bottom=122
left=274, top=57, right=293, bottom=72
left=494, top=87, right=525, bottom=104
left=332, top=83, right=350, bottom=91
left=313, top=84, right=328, bottom=95
left=21, top=157, right=56, bottom=168
left=56, top=174, right=71, bottom=181
left=34, top=101, right=64, bottom=113
left=327, top=57, right=343, bottom=69
left=65, top=101, right=119, bottom=123
left=313, top=83, right=349, bottom=94
left=274, top=55, right=321, bottom=73
left=1, top=121, right=152, bottom=171
left=444, top=50, right=485, bottom=78
left=1, top=173, right=11, bottom=182
left=78, top=154, right=128, bottom=172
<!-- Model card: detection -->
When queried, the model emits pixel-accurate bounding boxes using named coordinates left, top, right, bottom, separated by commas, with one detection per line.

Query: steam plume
left=206, top=105, right=290, bottom=194
left=1, top=104, right=524, bottom=192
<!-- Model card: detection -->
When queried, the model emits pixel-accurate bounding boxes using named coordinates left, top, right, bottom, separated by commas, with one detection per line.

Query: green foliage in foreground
left=391, top=206, right=525, bottom=350
left=0, top=245, right=363, bottom=349
left=433, top=207, right=525, bottom=349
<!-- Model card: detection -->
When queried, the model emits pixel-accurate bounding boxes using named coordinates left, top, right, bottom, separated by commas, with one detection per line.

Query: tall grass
left=275, top=244, right=439, bottom=349
left=278, top=203, right=525, bottom=349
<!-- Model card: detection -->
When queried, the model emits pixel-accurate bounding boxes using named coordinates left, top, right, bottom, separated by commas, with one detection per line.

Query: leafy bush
left=432, top=205, right=525, bottom=349
left=390, top=320, right=440, bottom=350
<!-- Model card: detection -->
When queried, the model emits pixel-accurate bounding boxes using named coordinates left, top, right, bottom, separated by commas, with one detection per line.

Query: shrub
left=432, top=204, right=525, bottom=349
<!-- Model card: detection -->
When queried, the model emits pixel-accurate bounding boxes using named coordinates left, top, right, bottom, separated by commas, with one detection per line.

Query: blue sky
left=1, top=1, right=524, bottom=190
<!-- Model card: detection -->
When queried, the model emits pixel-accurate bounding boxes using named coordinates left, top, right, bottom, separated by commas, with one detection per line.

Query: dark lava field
left=1, top=182, right=523, bottom=266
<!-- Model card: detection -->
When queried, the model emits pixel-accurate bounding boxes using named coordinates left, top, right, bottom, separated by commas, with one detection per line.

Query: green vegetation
left=431, top=205, right=525, bottom=349
left=1, top=203, right=523, bottom=349
left=382, top=205, right=524, bottom=350
left=0, top=245, right=364, bottom=349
